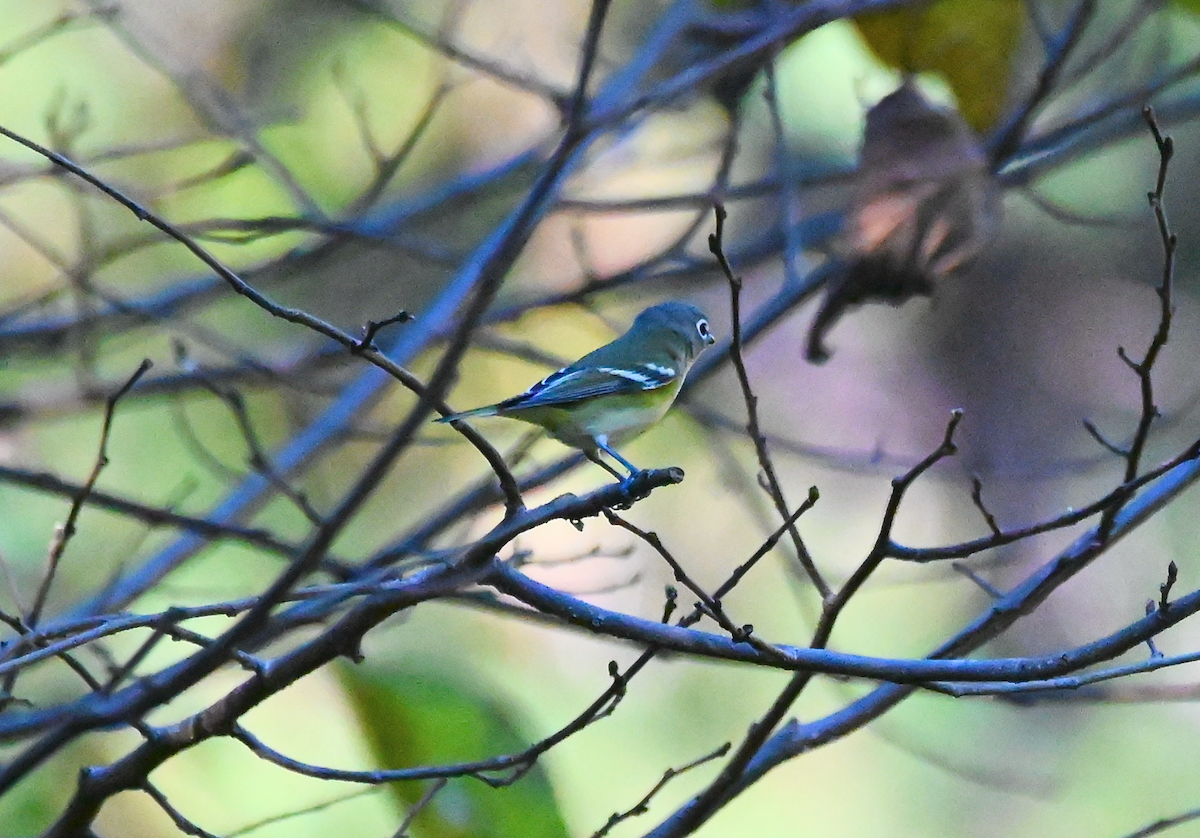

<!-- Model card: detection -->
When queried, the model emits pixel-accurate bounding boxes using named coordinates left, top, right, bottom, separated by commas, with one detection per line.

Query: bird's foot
left=606, top=467, right=686, bottom=510
left=620, top=467, right=685, bottom=501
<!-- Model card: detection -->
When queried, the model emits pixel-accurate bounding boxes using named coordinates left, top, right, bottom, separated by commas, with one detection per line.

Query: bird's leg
left=585, top=449, right=627, bottom=481
left=594, top=436, right=643, bottom=489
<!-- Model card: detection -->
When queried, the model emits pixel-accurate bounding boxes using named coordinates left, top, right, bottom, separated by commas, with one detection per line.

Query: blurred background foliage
left=2, top=0, right=1200, bottom=836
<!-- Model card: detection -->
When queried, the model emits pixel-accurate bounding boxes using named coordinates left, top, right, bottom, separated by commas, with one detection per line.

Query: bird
left=436, top=301, right=716, bottom=480
left=805, top=79, right=1000, bottom=362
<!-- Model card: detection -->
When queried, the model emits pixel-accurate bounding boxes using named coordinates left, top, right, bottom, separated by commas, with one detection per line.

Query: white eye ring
left=696, top=319, right=710, bottom=339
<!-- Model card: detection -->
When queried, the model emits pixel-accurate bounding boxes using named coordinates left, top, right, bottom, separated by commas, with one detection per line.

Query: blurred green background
left=3, top=1, right=1200, bottom=836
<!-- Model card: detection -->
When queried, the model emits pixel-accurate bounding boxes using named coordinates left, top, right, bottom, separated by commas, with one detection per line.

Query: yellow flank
left=501, top=377, right=682, bottom=449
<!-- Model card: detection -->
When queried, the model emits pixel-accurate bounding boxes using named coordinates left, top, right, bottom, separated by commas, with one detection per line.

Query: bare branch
left=26, top=360, right=151, bottom=629
left=709, top=203, right=827, bottom=596
left=590, top=743, right=730, bottom=838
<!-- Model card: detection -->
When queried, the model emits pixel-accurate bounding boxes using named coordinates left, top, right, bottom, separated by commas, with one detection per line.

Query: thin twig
left=890, top=436, right=1200, bottom=562
left=225, top=788, right=381, bottom=838
left=709, top=203, right=828, bottom=596
left=969, top=475, right=1002, bottom=537
left=658, top=410, right=963, bottom=837
left=0, top=464, right=302, bottom=556
left=564, top=0, right=614, bottom=129
left=1119, top=807, right=1200, bottom=838
left=590, top=743, right=731, bottom=838
left=141, top=782, right=221, bottom=838
left=988, top=0, right=1096, bottom=166
left=1083, top=418, right=1128, bottom=456
left=26, top=360, right=151, bottom=629
left=0, top=124, right=525, bottom=512
left=604, top=511, right=781, bottom=658
left=390, top=778, right=449, bottom=838
left=1098, top=106, right=1177, bottom=541
left=951, top=562, right=1003, bottom=600
left=1158, top=560, right=1178, bottom=613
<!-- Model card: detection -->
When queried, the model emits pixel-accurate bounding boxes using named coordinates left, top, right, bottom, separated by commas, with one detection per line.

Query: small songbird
left=437, top=301, right=716, bottom=479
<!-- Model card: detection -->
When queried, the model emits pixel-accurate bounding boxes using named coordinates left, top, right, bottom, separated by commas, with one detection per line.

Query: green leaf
left=855, top=0, right=1024, bottom=132
left=0, top=737, right=112, bottom=834
left=1174, top=0, right=1200, bottom=13
left=339, top=661, right=569, bottom=838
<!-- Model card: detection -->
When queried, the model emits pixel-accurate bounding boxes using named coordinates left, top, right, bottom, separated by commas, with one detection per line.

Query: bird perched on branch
left=437, top=302, right=715, bottom=480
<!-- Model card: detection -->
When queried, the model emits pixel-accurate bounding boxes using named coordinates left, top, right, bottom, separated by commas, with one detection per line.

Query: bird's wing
left=502, top=362, right=678, bottom=410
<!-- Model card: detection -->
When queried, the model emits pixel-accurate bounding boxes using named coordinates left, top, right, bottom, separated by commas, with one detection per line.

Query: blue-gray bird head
left=629, top=301, right=715, bottom=363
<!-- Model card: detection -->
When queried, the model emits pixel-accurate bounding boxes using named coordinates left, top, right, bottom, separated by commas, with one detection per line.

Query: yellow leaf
left=855, top=0, right=1024, bottom=132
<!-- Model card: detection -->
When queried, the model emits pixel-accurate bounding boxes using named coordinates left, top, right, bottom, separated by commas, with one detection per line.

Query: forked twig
left=709, top=203, right=828, bottom=597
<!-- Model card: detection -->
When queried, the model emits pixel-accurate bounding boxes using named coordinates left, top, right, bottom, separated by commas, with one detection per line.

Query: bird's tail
left=434, top=404, right=500, bottom=423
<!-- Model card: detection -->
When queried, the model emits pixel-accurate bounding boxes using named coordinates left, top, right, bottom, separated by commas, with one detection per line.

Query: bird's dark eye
left=697, top=319, right=710, bottom=339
